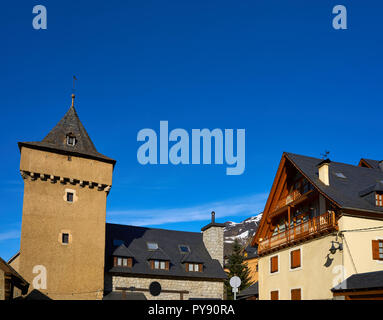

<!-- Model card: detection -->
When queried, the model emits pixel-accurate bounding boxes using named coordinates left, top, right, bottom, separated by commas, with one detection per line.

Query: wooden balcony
left=258, top=211, right=337, bottom=255
left=269, top=189, right=315, bottom=219
left=274, top=190, right=302, bottom=211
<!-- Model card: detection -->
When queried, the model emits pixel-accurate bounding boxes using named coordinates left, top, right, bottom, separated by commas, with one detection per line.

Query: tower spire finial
left=71, top=75, right=77, bottom=107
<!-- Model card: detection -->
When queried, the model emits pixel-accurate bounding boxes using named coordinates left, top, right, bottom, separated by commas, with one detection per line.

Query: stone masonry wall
left=0, top=269, right=4, bottom=300
left=203, top=227, right=224, bottom=267
left=113, top=276, right=224, bottom=300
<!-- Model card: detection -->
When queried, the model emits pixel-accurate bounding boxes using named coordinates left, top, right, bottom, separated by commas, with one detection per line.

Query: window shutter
left=166, top=261, right=169, bottom=270
left=127, top=258, right=133, bottom=268
left=113, top=256, right=117, bottom=267
left=291, top=288, right=301, bottom=300
left=372, top=240, right=380, bottom=260
left=271, top=256, right=278, bottom=273
left=270, top=291, right=279, bottom=300
left=291, top=249, right=301, bottom=268
left=199, top=263, right=203, bottom=272
left=185, top=263, right=189, bottom=272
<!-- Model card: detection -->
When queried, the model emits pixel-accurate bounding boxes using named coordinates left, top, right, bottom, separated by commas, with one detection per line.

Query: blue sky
left=1, top=1, right=382, bottom=260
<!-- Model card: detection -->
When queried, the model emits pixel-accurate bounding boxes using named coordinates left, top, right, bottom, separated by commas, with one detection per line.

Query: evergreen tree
left=224, top=239, right=253, bottom=300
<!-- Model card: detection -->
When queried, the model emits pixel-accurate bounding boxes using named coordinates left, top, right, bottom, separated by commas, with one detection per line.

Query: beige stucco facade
left=258, top=233, right=341, bottom=300
left=112, top=276, right=224, bottom=300
left=258, top=214, right=383, bottom=300
left=338, top=214, right=383, bottom=276
left=18, top=146, right=114, bottom=300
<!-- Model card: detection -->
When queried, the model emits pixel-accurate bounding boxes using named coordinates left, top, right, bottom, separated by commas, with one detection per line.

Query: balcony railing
left=273, top=190, right=302, bottom=211
left=258, top=211, right=337, bottom=254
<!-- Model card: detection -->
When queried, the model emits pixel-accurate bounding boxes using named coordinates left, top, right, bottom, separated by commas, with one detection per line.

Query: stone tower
left=18, top=95, right=116, bottom=300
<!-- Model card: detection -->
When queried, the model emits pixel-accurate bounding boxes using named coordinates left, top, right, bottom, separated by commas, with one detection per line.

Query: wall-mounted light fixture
left=329, top=241, right=343, bottom=254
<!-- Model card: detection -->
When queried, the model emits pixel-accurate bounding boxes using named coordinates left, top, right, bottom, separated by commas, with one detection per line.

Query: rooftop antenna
left=321, top=150, right=330, bottom=160
left=71, top=75, right=77, bottom=107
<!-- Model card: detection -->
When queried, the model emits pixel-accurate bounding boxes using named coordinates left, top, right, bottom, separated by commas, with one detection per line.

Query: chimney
left=317, top=159, right=330, bottom=186
left=201, top=211, right=225, bottom=267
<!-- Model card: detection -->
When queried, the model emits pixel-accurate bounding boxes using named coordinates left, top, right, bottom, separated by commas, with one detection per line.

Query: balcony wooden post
left=287, top=206, right=291, bottom=242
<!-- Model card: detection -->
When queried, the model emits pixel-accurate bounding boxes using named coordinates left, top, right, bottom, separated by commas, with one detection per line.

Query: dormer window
left=66, top=134, right=76, bottom=146
left=186, top=263, right=202, bottom=272
left=149, top=259, right=169, bottom=270
left=376, top=193, right=383, bottom=207
left=114, top=256, right=132, bottom=268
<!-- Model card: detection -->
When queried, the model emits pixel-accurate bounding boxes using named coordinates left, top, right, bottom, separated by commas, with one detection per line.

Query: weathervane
left=321, top=150, right=330, bottom=160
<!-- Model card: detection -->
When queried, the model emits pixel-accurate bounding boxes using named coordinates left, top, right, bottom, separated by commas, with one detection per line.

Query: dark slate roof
left=285, top=152, right=383, bottom=214
left=361, top=158, right=382, bottom=169
left=244, top=245, right=258, bottom=260
left=103, top=291, right=147, bottom=300
left=18, top=104, right=115, bottom=165
left=113, top=244, right=134, bottom=258
left=181, top=251, right=204, bottom=264
left=147, top=248, right=171, bottom=261
left=237, top=282, right=259, bottom=299
left=359, top=182, right=383, bottom=197
left=105, top=223, right=227, bottom=280
left=331, top=270, right=383, bottom=292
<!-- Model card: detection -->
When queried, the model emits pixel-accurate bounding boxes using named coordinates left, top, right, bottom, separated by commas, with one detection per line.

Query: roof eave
left=18, top=141, right=117, bottom=167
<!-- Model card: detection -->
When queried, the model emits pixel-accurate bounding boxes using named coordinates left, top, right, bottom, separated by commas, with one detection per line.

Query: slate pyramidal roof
left=18, top=97, right=116, bottom=165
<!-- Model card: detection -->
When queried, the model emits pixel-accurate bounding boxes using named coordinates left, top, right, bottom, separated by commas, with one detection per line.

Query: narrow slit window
left=62, top=233, right=69, bottom=244
left=67, top=192, right=74, bottom=203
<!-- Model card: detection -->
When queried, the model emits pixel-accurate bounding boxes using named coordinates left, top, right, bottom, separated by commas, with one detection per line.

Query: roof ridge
left=106, top=222, right=202, bottom=235
left=285, top=152, right=379, bottom=171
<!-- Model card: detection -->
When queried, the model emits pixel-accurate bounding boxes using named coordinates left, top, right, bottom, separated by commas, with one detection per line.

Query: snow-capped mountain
left=223, top=214, right=262, bottom=257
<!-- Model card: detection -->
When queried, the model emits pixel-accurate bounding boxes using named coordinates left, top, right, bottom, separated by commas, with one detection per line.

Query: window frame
left=178, top=245, right=190, bottom=254
left=186, top=263, right=202, bottom=272
left=289, top=247, right=302, bottom=271
left=66, top=192, right=74, bottom=203
left=114, top=256, right=132, bottom=268
left=375, top=193, right=383, bottom=207
left=147, top=242, right=159, bottom=250
left=62, top=233, right=69, bottom=244
left=290, top=288, right=302, bottom=300
left=372, top=239, right=383, bottom=261
left=150, top=259, right=169, bottom=270
left=66, top=134, right=76, bottom=146
left=270, top=290, right=279, bottom=300
left=270, top=254, right=279, bottom=274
